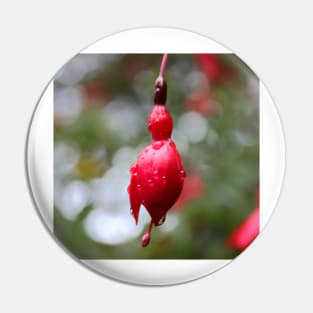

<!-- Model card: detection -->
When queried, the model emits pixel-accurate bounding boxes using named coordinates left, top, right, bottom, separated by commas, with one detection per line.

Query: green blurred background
left=53, top=54, right=259, bottom=259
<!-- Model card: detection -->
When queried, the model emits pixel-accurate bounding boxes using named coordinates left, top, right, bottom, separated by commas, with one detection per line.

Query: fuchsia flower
left=227, top=190, right=260, bottom=250
left=127, top=55, right=186, bottom=247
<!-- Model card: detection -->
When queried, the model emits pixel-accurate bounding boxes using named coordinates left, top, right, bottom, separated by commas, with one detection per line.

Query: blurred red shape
left=174, top=173, right=204, bottom=209
left=227, top=207, right=260, bottom=251
left=83, top=80, right=107, bottom=108
left=195, top=54, right=221, bottom=82
left=185, top=92, right=214, bottom=116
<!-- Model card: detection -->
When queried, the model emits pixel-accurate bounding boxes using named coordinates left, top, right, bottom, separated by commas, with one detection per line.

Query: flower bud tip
left=141, top=233, right=151, bottom=247
left=154, top=76, right=167, bottom=105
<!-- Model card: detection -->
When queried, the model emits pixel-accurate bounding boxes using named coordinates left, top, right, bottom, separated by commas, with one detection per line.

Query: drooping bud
left=154, top=76, right=167, bottom=105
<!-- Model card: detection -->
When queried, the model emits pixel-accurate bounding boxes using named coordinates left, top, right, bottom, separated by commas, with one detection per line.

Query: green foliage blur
left=54, top=54, right=259, bottom=259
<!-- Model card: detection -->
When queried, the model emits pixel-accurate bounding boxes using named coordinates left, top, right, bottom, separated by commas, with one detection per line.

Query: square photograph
left=53, top=53, right=259, bottom=259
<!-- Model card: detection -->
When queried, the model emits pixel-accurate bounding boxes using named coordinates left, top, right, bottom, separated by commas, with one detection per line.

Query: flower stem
left=141, top=219, right=153, bottom=247
left=154, top=54, right=168, bottom=105
left=159, top=53, right=168, bottom=77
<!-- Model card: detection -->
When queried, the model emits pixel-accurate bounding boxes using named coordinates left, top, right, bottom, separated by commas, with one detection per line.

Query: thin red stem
left=159, top=54, right=168, bottom=77
left=141, top=219, right=153, bottom=247
left=154, top=54, right=168, bottom=105
left=147, top=219, right=153, bottom=234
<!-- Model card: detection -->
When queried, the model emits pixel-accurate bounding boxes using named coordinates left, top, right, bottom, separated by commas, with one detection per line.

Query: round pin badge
left=26, top=27, right=285, bottom=286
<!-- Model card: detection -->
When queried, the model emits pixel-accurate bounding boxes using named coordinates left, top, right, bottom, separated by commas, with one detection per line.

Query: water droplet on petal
left=179, top=169, right=186, bottom=181
left=153, top=170, right=160, bottom=181
left=161, top=176, right=167, bottom=185
left=156, top=215, right=166, bottom=226
left=152, top=141, right=163, bottom=150
left=147, top=178, right=154, bottom=187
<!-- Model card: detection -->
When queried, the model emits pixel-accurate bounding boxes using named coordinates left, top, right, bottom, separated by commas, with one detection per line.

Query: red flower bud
left=127, top=69, right=185, bottom=247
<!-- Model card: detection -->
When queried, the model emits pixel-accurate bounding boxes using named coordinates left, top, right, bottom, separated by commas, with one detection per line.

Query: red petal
left=127, top=165, right=141, bottom=224
left=135, top=140, right=185, bottom=224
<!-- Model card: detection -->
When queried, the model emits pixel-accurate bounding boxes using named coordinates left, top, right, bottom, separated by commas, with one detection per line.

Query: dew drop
left=161, top=176, right=167, bottom=185
left=153, top=141, right=163, bottom=150
left=153, top=169, right=160, bottom=181
left=147, top=178, right=154, bottom=187
left=179, top=170, right=186, bottom=181
left=137, top=184, right=141, bottom=191
left=156, top=215, right=166, bottom=226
